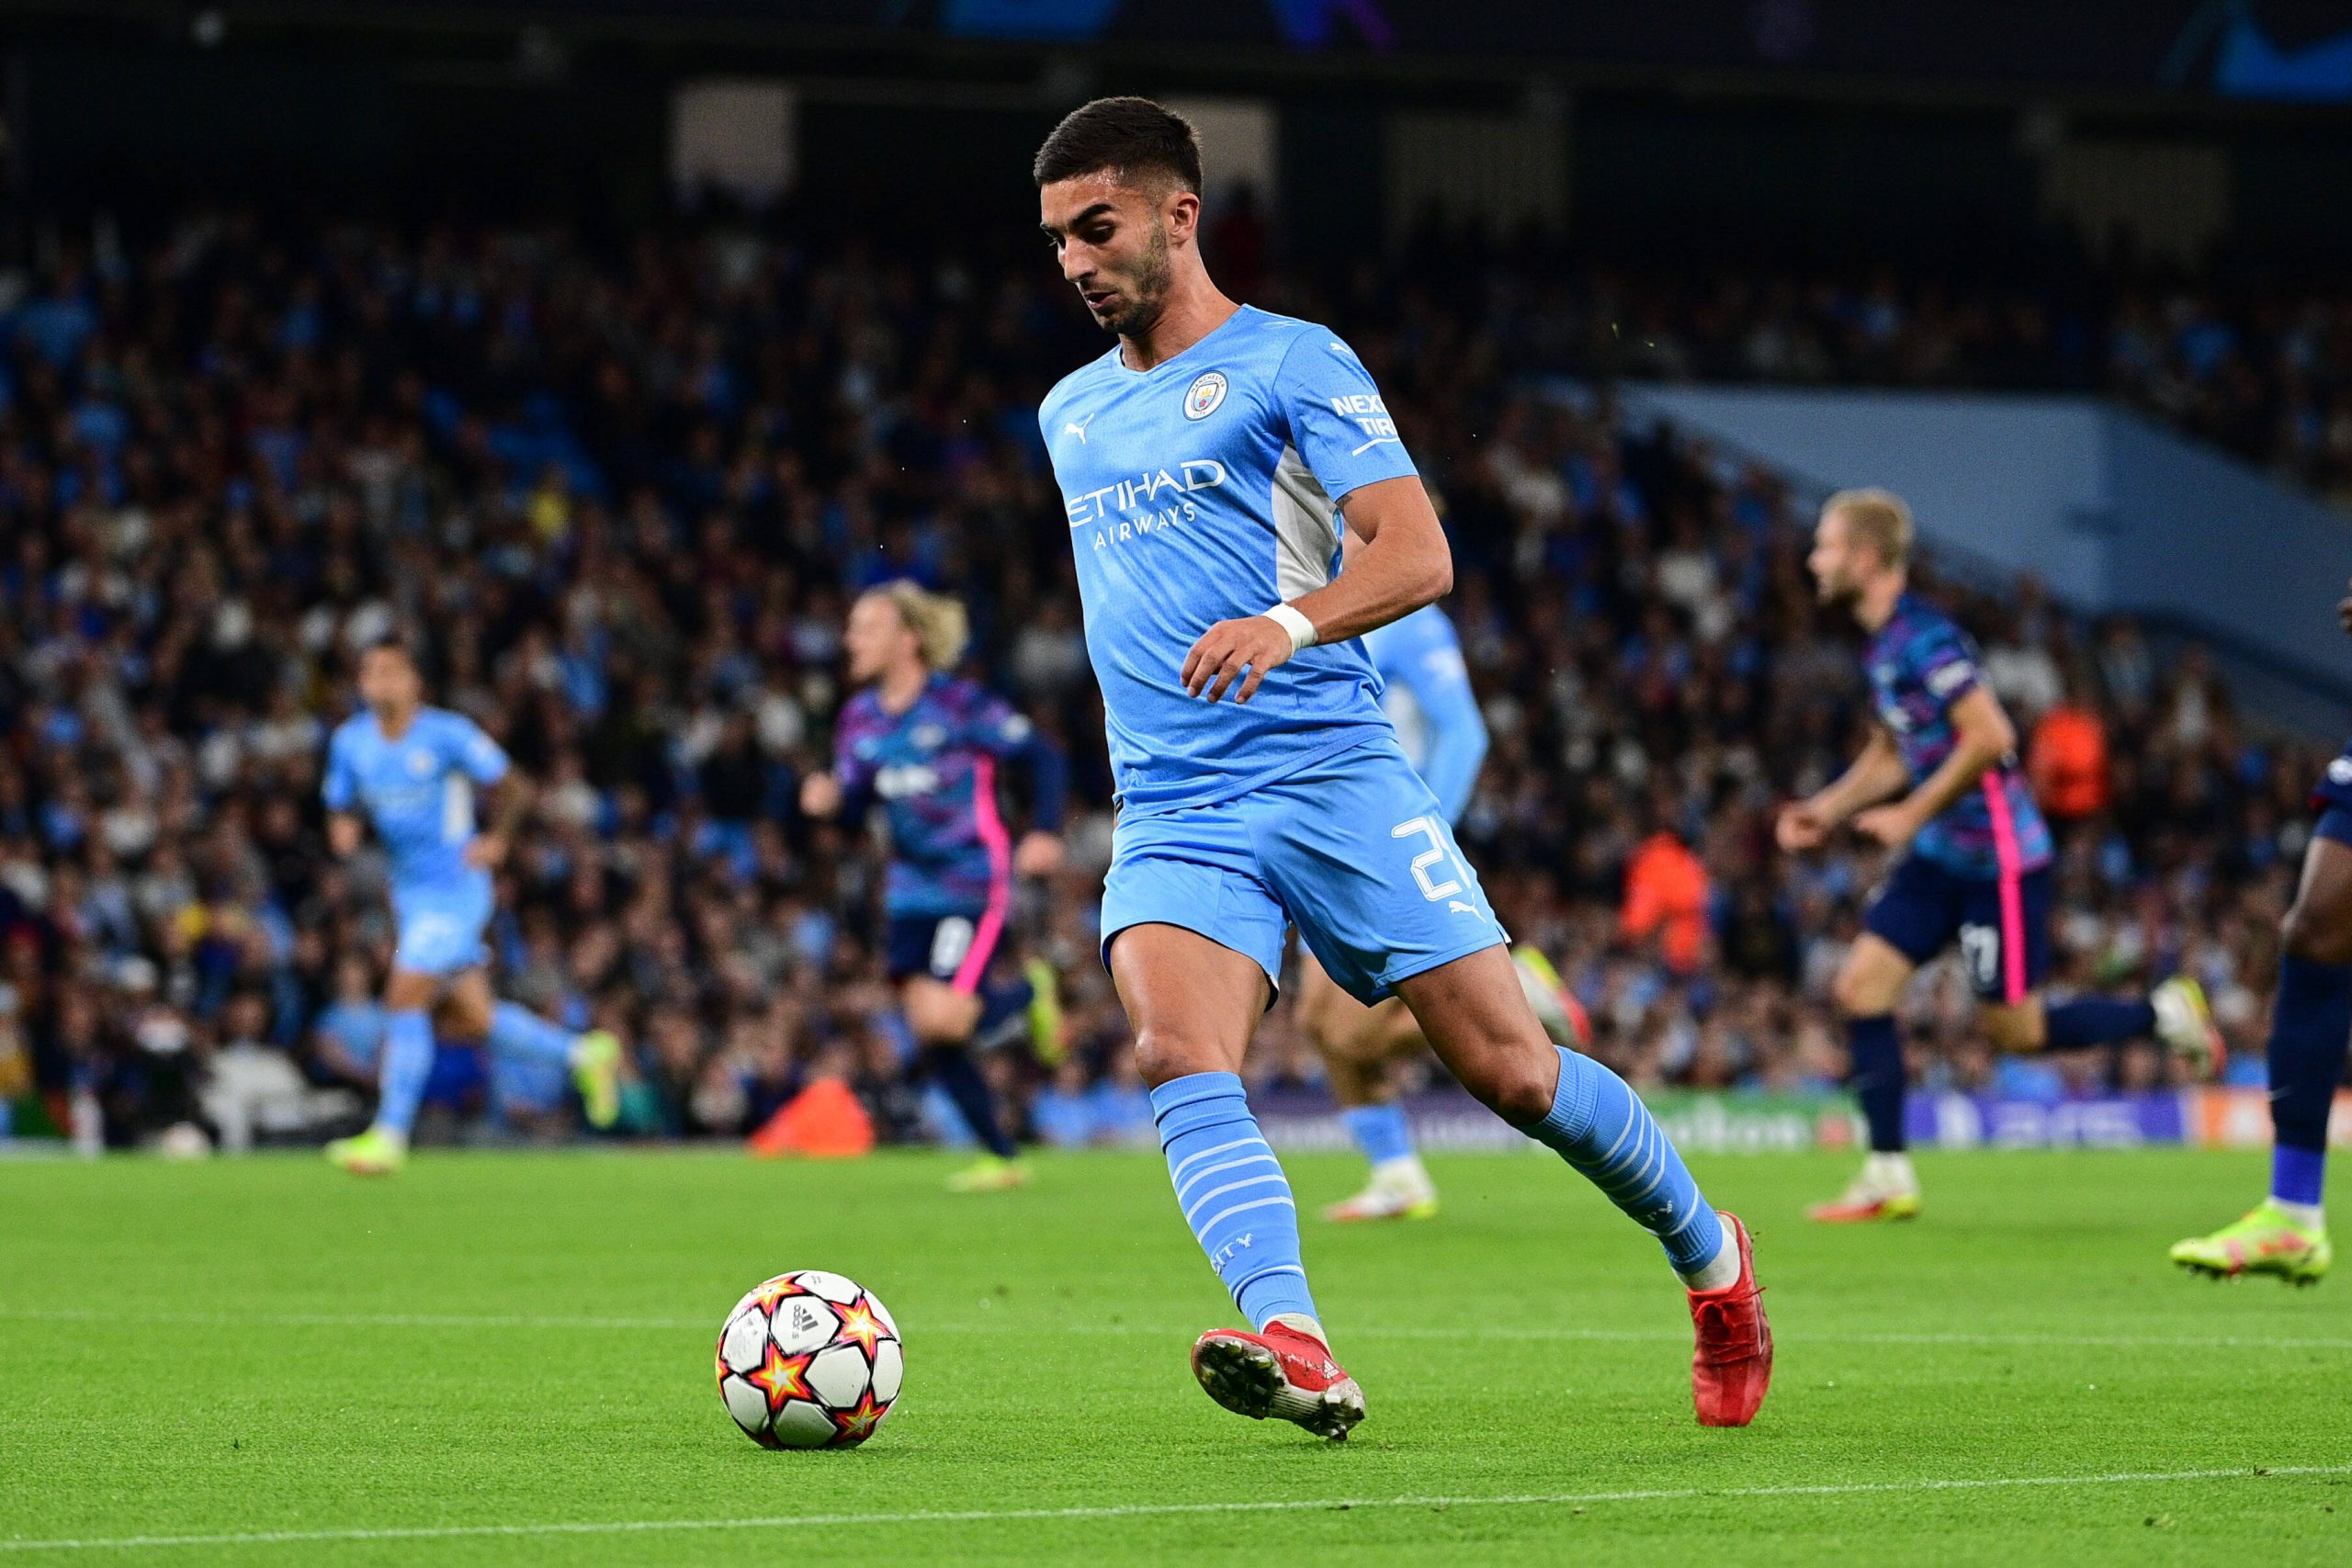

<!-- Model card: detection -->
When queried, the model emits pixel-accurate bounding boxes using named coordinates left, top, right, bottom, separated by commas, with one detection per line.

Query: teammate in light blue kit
left=320, top=639, right=621, bottom=1174
left=1035, top=97, right=1771, bottom=1437
left=1305, top=601, right=1526, bottom=1221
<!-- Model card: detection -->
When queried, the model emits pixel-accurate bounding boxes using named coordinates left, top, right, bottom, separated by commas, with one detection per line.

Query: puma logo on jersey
left=1064, top=411, right=1098, bottom=444
left=1448, top=900, right=1476, bottom=915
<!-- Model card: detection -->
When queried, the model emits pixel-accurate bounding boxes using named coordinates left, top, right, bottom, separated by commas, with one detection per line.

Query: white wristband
left=1262, top=603, right=1318, bottom=654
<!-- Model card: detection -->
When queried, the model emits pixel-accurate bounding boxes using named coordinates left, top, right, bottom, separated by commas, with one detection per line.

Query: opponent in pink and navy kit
left=1860, top=592, right=2054, bottom=1002
left=831, top=672, right=1068, bottom=992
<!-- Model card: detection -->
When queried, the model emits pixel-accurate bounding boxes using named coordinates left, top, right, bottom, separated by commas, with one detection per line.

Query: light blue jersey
left=1039, top=305, right=1421, bottom=816
left=322, top=706, right=508, bottom=976
left=1365, top=605, right=1486, bottom=826
left=1046, top=307, right=1508, bottom=1007
left=323, top=707, right=508, bottom=887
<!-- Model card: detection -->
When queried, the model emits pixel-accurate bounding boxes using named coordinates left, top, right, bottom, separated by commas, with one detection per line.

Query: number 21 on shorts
left=1393, top=816, right=1473, bottom=904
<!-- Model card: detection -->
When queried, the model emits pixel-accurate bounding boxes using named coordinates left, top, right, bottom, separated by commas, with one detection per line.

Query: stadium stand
left=0, top=212, right=2333, bottom=1148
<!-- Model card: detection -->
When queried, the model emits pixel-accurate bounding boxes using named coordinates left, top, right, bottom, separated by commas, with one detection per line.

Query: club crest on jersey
left=1183, top=370, right=1227, bottom=421
left=405, top=750, right=434, bottom=777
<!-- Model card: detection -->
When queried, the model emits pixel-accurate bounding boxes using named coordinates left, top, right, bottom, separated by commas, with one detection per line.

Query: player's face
left=357, top=648, right=421, bottom=716
left=1039, top=173, right=1181, bottom=338
left=1808, top=510, right=1865, bottom=607
left=844, top=594, right=920, bottom=684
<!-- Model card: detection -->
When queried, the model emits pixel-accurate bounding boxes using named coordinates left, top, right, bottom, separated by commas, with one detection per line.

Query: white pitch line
left=2, top=1464, right=2345, bottom=1555
left=0, top=1308, right=694, bottom=1331
left=4, top=1307, right=2350, bottom=1353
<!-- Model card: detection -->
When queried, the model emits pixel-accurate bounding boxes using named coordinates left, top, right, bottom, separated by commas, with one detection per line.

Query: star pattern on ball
left=749, top=1277, right=808, bottom=1314
left=829, top=1391, right=887, bottom=1443
left=743, top=1342, right=815, bottom=1414
left=833, top=1297, right=887, bottom=1359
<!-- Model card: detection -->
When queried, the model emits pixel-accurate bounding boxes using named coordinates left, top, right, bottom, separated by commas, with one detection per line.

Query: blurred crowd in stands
left=0, top=209, right=2333, bottom=1151
left=1557, top=262, right=2352, bottom=509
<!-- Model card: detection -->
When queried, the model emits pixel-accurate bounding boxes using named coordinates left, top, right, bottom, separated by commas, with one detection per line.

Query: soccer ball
left=715, top=1271, right=902, bottom=1449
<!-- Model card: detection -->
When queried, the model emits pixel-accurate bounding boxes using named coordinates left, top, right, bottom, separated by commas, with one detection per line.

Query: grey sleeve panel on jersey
left=1270, top=443, right=1341, bottom=603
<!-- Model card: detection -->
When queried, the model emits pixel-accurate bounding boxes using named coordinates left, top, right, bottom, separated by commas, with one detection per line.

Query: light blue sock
left=1521, top=1045, right=1724, bottom=1280
left=1151, top=1072, right=1318, bottom=1330
left=1340, top=1102, right=1415, bottom=1168
left=489, top=1001, right=577, bottom=1069
left=376, top=1009, right=435, bottom=1137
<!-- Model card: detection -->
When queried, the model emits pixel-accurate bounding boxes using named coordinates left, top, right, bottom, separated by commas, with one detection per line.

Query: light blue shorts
left=390, top=872, right=494, bottom=978
left=1100, top=734, right=1509, bottom=1006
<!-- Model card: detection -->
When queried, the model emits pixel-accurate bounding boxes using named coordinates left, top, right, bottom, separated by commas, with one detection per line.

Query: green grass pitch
left=4, top=1146, right=2348, bottom=1565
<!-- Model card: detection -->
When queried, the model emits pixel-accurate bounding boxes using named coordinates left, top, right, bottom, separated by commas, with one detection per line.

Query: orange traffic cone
left=747, top=1077, right=875, bottom=1159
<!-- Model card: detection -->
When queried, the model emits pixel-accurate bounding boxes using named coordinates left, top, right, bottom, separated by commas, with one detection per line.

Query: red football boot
left=1688, top=1211, right=1772, bottom=1427
left=1190, top=1322, right=1366, bottom=1440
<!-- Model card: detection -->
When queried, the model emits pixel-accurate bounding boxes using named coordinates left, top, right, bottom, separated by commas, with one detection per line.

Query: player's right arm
left=1388, top=626, right=1487, bottom=823
left=1778, top=728, right=1909, bottom=852
left=966, top=692, right=1069, bottom=878
left=801, top=703, right=876, bottom=824
left=798, top=771, right=843, bottom=818
left=322, top=726, right=364, bottom=857
left=1182, top=474, right=1452, bottom=704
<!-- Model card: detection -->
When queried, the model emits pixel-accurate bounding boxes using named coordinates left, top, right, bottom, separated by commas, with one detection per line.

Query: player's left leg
left=1297, top=950, right=1438, bottom=1222
left=2174, top=818, right=2352, bottom=1284
left=903, top=976, right=1026, bottom=1190
left=1981, top=987, right=2224, bottom=1072
left=887, top=908, right=1027, bottom=1191
left=1971, top=867, right=2224, bottom=1077
left=1259, top=739, right=1770, bottom=1426
left=1391, top=949, right=1770, bottom=1425
left=453, top=970, right=624, bottom=1132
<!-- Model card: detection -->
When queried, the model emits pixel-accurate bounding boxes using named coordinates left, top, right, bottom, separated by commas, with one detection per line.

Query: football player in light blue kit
left=321, top=639, right=621, bottom=1174
left=1035, top=97, right=1772, bottom=1438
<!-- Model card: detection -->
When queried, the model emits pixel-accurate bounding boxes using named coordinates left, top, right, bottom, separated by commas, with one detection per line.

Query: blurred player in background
left=321, top=640, right=621, bottom=1175
left=1780, top=491, right=2223, bottom=1223
left=2169, top=581, right=2352, bottom=1285
left=1301, top=575, right=1589, bottom=1223
left=801, top=582, right=1068, bottom=1194
left=1036, top=96, right=1770, bottom=1438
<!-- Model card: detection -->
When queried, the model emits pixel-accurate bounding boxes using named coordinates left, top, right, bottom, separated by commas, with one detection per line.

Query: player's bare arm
left=1779, top=728, right=1907, bottom=852
left=1853, top=685, right=2018, bottom=849
left=1181, top=476, right=1451, bottom=704
left=327, top=811, right=363, bottom=859
left=799, top=772, right=843, bottom=818
left=466, top=773, right=532, bottom=870
left=1013, top=830, right=1063, bottom=878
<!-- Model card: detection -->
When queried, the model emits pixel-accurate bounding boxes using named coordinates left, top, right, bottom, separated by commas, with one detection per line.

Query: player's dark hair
left=1032, top=96, right=1202, bottom=195
left=360, top=634, right=415, bottom=664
